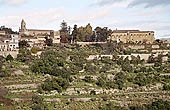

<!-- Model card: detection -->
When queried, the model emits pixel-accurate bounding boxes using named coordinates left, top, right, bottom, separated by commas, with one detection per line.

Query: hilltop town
left=0, top=20, right=170, bottom=110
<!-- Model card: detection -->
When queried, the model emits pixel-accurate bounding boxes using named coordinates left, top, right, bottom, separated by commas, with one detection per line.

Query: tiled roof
left=112, top=30, right=154, bottom=33
left=28, top=29, right=54, bottom=32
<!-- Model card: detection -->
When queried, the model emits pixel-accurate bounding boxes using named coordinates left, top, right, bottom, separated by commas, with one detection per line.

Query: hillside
left=0, top=43, right=170, bottom=110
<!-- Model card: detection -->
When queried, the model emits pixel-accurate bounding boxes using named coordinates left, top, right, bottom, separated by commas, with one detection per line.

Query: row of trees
left=0, top=26, right=18, bottom=34
left=60, top=21, right=112, bottom=43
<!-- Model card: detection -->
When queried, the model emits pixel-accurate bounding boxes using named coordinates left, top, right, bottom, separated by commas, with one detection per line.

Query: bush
left=30, top=50, right=67, bottom=75
left=99, top=102, right=125, bottom=110
left=163, top=83, right=170, bottom=91
left=83, top=76, right=95, bottom=83
left=19, top=40, right=30, bottom=48
left=129, top=99, right=170, bottom=110
left=31, top=47, right=39, bottom=54
left=85, top=63, right=98, bottom=74
left=31, top=95, right=48, bottom=110
left=17, top=48, right=32, bottom=63
left=96, top=74, right=107, bottom=88
left=147, top=99, right=170, bottom=110
left=133, top=73, right=149, bottom=86
left=6, top=54, right=14, bottom=61
left=41, top=77, right=69, bottom=93
left=114, top=72, right=127, bottom=89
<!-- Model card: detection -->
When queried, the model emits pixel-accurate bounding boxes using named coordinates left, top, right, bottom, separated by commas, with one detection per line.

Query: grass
left=4, top=93, right=23, bottom=99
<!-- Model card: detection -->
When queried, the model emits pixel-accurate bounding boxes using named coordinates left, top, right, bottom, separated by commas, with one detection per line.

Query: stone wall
left=128, top=45, right=145, bottom=50
left=87, top=53, right=168, bottom=62
left=126, top=44, right=159, bottom=50
left=76, top=42, right=107, bottom=46
left=87, top=55, right=113, bottom=60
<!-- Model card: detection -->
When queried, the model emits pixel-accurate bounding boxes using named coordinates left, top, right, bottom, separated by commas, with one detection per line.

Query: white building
left=0, top=34, right=19, bottom=51
left=53, top=31, right=60, bottom=44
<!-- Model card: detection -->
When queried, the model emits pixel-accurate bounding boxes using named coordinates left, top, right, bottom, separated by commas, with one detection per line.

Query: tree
left=147, top=54, right=155, bottom=63
left=96, top=74, right=107, bottom=88
left=6, top=54, right=14, bottom=61
left=95, top=27, right=112, bottom=42
left=71, top=23, right=93, bottom=42
left=19, top=40, right=30, bottom=48
left=83, top=76, right=95, bottom=83
left=31, top=95, right=48, bottom=110
left=60, top=20, right=69, bottom=43
left=41, top=77, right=69, bottom=93
left=17, top=48, right=32, bottom=63
left=30, top=50, right=69, bottom=77
left=121, top=57, right=133, bottom=72
left=114, top=72, right=127, bottom=89
left=163, top=83, right=170, bottom=91
left=147, top=99, right=170, bottom=110
left=0, top=57, right=3, bottom=72
left=71, top=24, right=78, bottom=43
left=60, top=20, right=68, bottom=32
left=45, top=37, right=53, bottom=46
left=85, top=23, right=93, bottom=42
left=0, top=26, right=17, bottom=34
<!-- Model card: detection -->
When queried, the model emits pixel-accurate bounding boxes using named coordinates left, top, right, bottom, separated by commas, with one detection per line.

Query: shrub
left=31, top=47, right=39, bottom=54
left=83, top=76, right=95, bottom=83
left=114, top=72, right=127, bottom=89
left=85, top=63, right=98, bottom=74
left=163, top=83, right=170, bottom=91
left=17, top=48, right=32, bottom=63
left=19, top=40, right=30, bottom=48
left=147, top=99, right=170, bottom=110
left=6, top=54, right=14, bottom=61
left=41, top=77, right=69, bottom=93
left=31, top=95, right=48, bottom=110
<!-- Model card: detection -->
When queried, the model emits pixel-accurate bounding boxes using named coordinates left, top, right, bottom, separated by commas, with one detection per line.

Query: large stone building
left=19, top=19, right=60, bottom=46
left=109, top=30, right=155, bottom=44
left=19, top=19, right=54, bottom=37
left=0, top=31, right=6, bottom=36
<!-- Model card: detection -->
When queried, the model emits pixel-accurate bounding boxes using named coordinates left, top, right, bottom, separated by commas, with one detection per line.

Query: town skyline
left=0, top=0, right=170, bottom=38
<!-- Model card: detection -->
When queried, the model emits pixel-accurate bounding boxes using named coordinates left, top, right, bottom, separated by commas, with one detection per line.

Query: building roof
left=28, top=29, right=54, bottom=32
left=0, top=30, right=6, bottom=33
left=112, top=30, right=154, bottom=33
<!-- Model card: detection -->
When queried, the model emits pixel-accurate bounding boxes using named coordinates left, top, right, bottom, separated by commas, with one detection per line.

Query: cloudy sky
left=0, top=0, right=170, bottom=38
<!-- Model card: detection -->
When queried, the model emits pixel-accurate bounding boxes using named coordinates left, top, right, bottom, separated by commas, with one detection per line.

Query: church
left=19, top=19, right=54, bottom=37
left=19, top=19, right=60, bottom=46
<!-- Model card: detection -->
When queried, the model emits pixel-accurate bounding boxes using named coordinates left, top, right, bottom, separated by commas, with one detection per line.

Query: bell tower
left=21, top=19, right=27, bottom=32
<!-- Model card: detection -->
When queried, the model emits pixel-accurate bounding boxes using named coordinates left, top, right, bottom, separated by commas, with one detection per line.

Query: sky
left=0, top=0, right=170, bottom=38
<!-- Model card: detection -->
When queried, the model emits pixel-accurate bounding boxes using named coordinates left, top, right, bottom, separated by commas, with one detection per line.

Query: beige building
left=109, top=30, right=155, bottom=44
left=0, top=31, right=6, bottom=36
left=19, top=19, right=54, bottom=37
left=53, top=31, right=60, bottom=44
left=19, top=19, right=60, bottom=45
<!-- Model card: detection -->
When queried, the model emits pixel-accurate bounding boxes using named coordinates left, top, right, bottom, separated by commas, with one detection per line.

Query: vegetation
left=45, top=37, right=53, bottom=46
left=1, top=42, right=170, bottom=109
left=6, top=54, right=14, bottom=61
left=19, top=40, right=30, bottom=48
left=31, top=95, right=48, bottom=110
